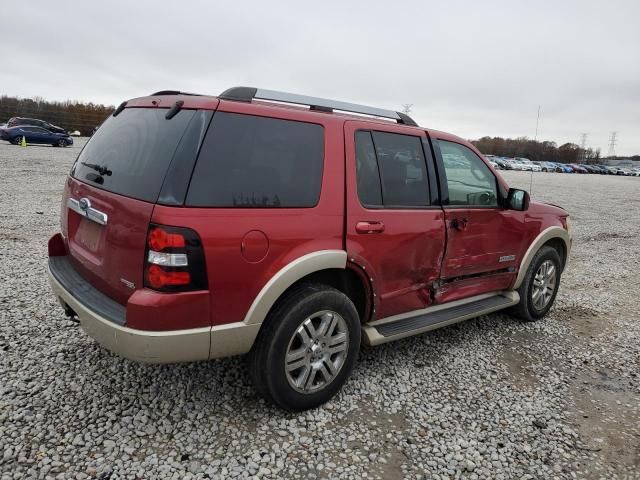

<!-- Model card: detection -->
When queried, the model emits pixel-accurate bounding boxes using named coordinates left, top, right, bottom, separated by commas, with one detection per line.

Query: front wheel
left=57, top=139, right=67, bottom=147
left=510, top=246, right=562, bottom=322
left=248, top=284, right=361, bottom=411
left=11, top=136, right=22, bottom=145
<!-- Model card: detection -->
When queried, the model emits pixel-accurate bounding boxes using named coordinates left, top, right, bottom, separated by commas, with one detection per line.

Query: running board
left=362, top=291, right=519, bottom=346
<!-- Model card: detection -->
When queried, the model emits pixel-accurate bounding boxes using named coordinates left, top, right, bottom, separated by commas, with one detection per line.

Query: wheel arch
left=242, top=250, right=349, bottom=326
left=512, top=226, right=571, bottom=289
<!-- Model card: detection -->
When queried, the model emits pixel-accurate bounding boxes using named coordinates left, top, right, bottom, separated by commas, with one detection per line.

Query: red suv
left=48, top=87, right=572, bottom=411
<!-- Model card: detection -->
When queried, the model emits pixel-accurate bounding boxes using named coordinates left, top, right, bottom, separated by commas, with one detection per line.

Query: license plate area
left=75, top=218, right=103, bottom=252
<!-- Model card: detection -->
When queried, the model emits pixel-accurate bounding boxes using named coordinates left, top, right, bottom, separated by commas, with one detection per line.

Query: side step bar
left=362, top=291, right=519, bottom=346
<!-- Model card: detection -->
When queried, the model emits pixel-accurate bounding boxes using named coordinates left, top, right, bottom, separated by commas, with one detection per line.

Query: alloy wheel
left=284, top=310, right=349, bottom=394
left=531, top=260, right=557, bottom=309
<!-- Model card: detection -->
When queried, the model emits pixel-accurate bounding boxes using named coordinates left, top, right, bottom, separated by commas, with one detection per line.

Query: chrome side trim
left=243, top=250, right=348, bottom=325
left=363, top=291, right=520, bottom=346
left=68, top=198, right=108, bottom=225
left=512, top=226, right=571, bottom=289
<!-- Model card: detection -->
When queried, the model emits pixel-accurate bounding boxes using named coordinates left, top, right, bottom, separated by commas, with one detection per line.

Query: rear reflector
left=48, top=233, right=67, bottom=257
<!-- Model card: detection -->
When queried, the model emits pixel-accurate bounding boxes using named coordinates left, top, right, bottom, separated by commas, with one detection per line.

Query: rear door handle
left=356, top=221, right=385, bottom=234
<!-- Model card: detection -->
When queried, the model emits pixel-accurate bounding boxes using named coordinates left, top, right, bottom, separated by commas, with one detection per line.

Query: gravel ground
left=0, top=139, right=638, bottom=480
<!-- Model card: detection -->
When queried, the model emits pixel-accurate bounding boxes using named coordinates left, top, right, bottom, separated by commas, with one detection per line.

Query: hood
left=529, top=200, right=568, bottom=216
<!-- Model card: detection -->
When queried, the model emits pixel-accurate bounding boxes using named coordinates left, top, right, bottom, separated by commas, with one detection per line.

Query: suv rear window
left=71, top=108, right=197, bottom=203
left=186, top=112, right=324, bottom=208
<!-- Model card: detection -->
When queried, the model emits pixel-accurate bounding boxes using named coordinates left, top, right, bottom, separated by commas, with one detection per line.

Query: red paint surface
left=344, top=121, right=446, bottom=320
left=51, top=93, right=569, bottom=332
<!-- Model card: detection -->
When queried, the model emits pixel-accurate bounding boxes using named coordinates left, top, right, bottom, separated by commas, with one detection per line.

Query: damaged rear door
left=344, top=121, right=446, bottom=320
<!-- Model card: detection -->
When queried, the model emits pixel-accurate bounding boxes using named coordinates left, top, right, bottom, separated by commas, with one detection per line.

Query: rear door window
left=71, top=108, right=197, bottom=203
left=355, top=130, right=430, bottom=208
left=186, top=112, right=324, bottom=208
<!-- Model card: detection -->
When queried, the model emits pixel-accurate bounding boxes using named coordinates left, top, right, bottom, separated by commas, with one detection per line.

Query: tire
left=11, top=136, right=22, bottom=145
left=509, top=246, right=562, bottom=322
left=57, top=139, right=66, bottom=147
left=248, top=283, right=361, bottom=411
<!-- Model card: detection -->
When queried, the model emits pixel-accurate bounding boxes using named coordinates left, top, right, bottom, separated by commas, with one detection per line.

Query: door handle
left=450, top=218, right=468, bottom=231
left=356, top=221, right=385, bottom=234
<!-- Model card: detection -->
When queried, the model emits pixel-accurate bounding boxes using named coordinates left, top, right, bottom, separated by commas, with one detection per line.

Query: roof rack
left=218, top=87, right=418, bottom=127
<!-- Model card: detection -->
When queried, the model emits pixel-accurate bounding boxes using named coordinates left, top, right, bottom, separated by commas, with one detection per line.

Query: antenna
left=607, top=132, right=617, bottom=157
left=530, top=105, right=541, bottom=195
left=401, top=104, right=413, bottom=115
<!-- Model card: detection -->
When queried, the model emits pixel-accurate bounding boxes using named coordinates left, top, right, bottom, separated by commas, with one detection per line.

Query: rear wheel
left=248, top=284, right=361, bottom=411
left=510, top=246, right=562, bottom=322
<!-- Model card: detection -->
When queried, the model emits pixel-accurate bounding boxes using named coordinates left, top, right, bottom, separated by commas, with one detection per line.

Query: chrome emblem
left=499, top=255, right=516, bottom=263
left=78, top=197, right=91, bottom=211
left=120, top=278, right=135, bottom=289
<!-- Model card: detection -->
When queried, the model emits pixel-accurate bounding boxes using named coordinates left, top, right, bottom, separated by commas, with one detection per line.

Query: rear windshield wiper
left=165, top=100, right=184, bottom=120
left=81, top=162, right=112, bottom=176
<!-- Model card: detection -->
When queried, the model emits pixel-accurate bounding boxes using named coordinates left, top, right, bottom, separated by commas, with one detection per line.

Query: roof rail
left=218, top=87, right=418, bottom=127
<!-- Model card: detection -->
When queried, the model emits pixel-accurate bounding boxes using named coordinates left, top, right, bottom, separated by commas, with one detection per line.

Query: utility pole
left=607, top=132, right=617, bottom=157
left=401, top=104, right=413, bottom=115
left=579, top=133, right=588, bottom=163
left=534, top=105, right=541, bottom=142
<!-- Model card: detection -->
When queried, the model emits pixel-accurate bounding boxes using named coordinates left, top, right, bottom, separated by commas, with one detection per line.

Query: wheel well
left=272, top=268, right=370, bottom=323
left=543, top=237, right=567, bottom=269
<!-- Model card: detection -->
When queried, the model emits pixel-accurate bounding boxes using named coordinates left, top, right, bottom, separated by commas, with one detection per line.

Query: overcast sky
left=2, top=0, right=639, bottom=154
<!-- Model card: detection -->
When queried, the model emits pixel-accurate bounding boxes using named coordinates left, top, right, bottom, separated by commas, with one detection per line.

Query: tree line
left=470, top=136, right=606, bottom=164
left=0, top=95, right=114, bottom=136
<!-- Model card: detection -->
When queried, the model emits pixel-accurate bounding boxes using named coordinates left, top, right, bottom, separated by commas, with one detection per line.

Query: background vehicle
left=6, top=117, right=66, bottom=134
left=1, top=125, right=73, bottom=146
left=516, top=158, right=541, bottom=172
left=502, top=158, right=523, bottom=170
left=567, top=164, right=588, bottom=174
left=588, top=165, right=607, bottom=174
left=47, top=87, right=572, bottom=411
left=533, top=161, right=559, bottom=172
left=557, top=163, right=574, bottom=173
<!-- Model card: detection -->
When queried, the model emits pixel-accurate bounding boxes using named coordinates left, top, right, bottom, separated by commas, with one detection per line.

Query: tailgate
left=61, top=104, right=214, bottom=305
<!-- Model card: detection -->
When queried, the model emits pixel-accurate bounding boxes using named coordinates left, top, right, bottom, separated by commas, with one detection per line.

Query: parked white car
left=516, top=158, right=542, bottom=172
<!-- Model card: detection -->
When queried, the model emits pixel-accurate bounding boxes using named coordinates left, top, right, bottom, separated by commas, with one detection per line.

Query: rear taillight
left=144, top=224, right=207, bottom=292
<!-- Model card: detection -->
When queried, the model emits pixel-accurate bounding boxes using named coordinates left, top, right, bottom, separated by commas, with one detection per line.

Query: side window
left=354, top=130, right=430, bottom=208
left=439, top=140, right=498, bottom=207
left=355, top=131, right=382, bottom=206
left=187, top=112, right=324, bottom=208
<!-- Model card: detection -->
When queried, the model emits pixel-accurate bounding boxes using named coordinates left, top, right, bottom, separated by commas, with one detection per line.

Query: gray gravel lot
left=0, top=139, right=638, bottom=480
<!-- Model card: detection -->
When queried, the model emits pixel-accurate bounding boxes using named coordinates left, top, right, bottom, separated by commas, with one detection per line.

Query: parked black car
left=6, top=117, right=66, bottom=134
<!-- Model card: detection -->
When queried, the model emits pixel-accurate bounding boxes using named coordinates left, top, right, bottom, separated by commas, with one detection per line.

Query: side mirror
left=506, top=188, right=529, bottom=211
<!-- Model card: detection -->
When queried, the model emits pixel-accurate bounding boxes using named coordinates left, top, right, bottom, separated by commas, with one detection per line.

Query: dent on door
left=436, top=209, right=525, bottom=304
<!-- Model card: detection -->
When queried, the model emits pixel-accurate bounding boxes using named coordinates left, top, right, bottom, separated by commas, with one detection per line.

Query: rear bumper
left=48, top=258, right=260, bottom=363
